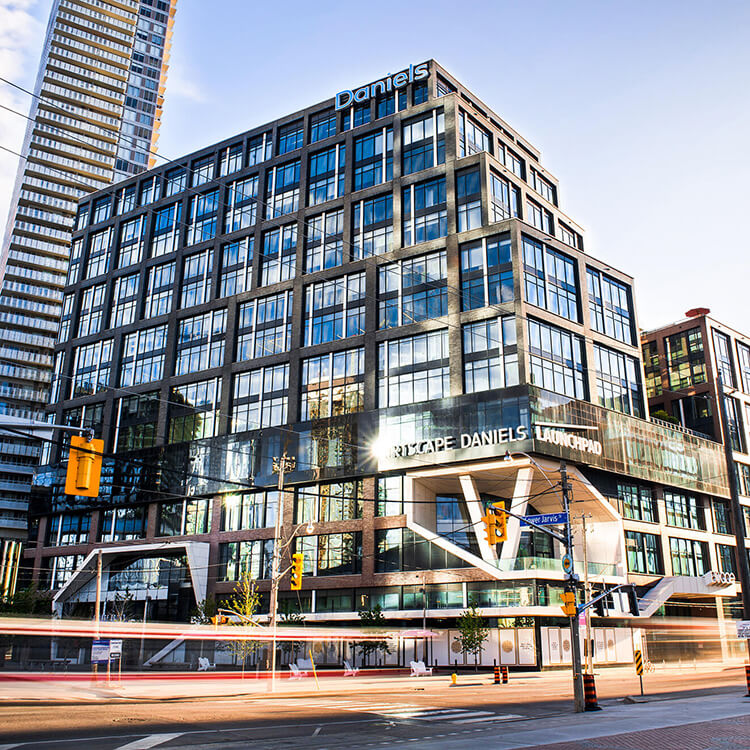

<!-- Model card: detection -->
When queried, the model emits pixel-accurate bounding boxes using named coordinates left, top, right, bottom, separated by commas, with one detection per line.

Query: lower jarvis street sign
left=521, top=512, right=569, bottom=526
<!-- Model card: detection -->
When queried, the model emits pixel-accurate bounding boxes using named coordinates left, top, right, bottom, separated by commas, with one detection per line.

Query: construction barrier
left=493, top=665, right=500, bottom=684
left=583, top=673, right=601, bottom=711
left=501, top=665, right=509, bottom=684
left=745, top=663, right=750, bottom=697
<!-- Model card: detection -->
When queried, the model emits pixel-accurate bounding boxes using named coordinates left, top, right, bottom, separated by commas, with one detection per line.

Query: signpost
left=91, top=639, right=110, bottom=665
left=110, top=639, right=123, bottom=683
left=521, top=512, right=569, bottom=527
left=634, top=648, right=644, bottom=696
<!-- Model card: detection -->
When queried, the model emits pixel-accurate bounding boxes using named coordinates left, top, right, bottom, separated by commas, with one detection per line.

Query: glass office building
left=26, top=61, right=746, bottom=668
left=0, top=0, right=178, bottom=543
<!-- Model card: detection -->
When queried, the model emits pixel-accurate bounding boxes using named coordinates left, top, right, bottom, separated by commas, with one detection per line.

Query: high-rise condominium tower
left=0, top=0, right=177, bottom=543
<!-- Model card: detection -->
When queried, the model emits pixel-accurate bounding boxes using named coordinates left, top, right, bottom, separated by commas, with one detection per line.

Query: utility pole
left=93, top=549, right=102, bottom=681
left=269, top=451, right=295, bottom=691
left=560, top=463, right=585, bottom=713
left=716, top=372, right=750, bottom=668
left=579, top=513, right=594, bottom=674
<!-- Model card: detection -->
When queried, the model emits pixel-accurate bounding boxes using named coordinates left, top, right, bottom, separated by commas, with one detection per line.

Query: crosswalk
left=290, top=699, right=522, bottom=724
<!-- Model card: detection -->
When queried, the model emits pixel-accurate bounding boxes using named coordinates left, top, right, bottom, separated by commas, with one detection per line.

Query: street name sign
left=521, top=512, right=569, bottom=527
left=737, top=621, right=750, bottom=639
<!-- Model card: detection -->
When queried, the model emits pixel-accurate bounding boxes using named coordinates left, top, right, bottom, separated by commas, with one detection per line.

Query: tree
left=191, top=594, right=217, bottom=625
left=455, top=600, right=489, bottom=671
left=357, top=604, right=391, bottom=667
left=221, top=573, right=261, bottom=677
left=0, top=584, right=52, bottom=616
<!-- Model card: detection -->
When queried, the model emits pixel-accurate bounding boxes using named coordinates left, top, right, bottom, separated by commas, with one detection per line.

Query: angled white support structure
left=458, top=474, right=496, bottom=563
left=500, top=466, right=534, bottom=565
left=638, top=575, right=738, bottom=618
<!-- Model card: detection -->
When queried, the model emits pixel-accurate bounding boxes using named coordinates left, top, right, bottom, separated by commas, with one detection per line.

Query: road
left=0, top=663, right=747, bottom=749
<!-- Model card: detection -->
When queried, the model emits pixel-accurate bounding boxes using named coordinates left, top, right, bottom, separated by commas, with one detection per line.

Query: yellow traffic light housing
left=64, top=435, right=103, bottom=497
left=481, top=509, right=499, bottom=545
left=493, top=501, right=507, bottom=543
left=290, top=552, right=304, bottom=590
left=561, top=590, right=577, bottom=617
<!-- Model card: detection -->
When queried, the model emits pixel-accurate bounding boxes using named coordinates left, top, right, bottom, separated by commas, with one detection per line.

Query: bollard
left=745, top=663, right=750, bottom=697
left=451, top=673, right=457, bottom=686
left=493, top=665, right=500, bottom=684
left=501, top=665, right=509, bottom=684
left=583, top=673, right=601, bottom=711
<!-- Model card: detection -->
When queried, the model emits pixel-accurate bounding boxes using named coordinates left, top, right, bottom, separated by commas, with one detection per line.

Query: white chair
left=197, top=657, right=215, bottom=671
left=296, top=657, right=313, bottom=671
left=410, top=660, right=433, bottom=677
left=289, top=663, right=308, bottom=679
left=343, top=660, right=359, bottom=676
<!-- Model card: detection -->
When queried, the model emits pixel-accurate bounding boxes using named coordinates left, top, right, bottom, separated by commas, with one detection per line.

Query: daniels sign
left=389, top=425, right=602, bottom=459
left=335, top=63, right=429, bottom=110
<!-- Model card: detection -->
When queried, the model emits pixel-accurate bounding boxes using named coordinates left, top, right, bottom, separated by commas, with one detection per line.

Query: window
left=458, top=110, right=490, bottom=156
left=642, top=340, right=662, bottom=398
left=713, top=330, right=735, bottom=387
left=100, top=507, right=147, bottom=542
left=489, top=171, right=520, bottom=222
left=296, top=481, right=363, bottom=523
left=218, top=237, right=253, bottom=297
left=159, top=498, right=211, bottom=536
left=625, top=531, right=662, bottom=574
left=110, top=273, right=139, bottom=328
left=113, top=391, right=158, bottom=451
left=86, top=228, right=112, bottom=279
left=594, top=344, right=644, bottom=417
left=530, top=168, right=557, bottom=204
left=46, top=512, right=90, bottom=546
left=526, top=198, right=553, bottom=234
left=308, top=144, right=345, bottom=206
left=618, top=484, right=657, bottom=522
left=180, top=248, right=213, bottom=308
left=260, top=224, right=296, bottom=286
left=305, top=208, right=344, bottom=272
left=300, top=347, right=364, bottom=420
left=77, top=283, right=105, bottom=337
left=187, top=189, right=218, bottom=245
left=150, top=202, right=181, bottom=257
left=725, top=396, right=744, bottom=452
left=460, top=235, right=513, bottom=311
left=737, top=462, right=750, bottom=496
left=190, top=154, right=214, bottom=187
left=168, top=377, right=222, bottom=442
left=75, top=204, right=89, bottom=230
left=342, top=101, right=372, bottom=130
left=527, top=318, right=586, bottom=399
left=67, top=237, right=83, bottom=285
left=716, top=544, right=737, bottom=575
left=144, top=261, right=175, bottom=318
left=294, top=532, right=361, bottom=576
left=353, top=127, right=393, bottom=190
left=378, top=329, right=449, bottom=407
left=114, top=185, right=135, bottom=215
left=666, top=328, right=706, bottom=389
left=120, top=324, right=167, bottom=386
left=500, top=145, right=525, bottom=179
left=221, top=491, right=278, bottom=531
left=436, top=76, right=456, bottom=97
left=139, top=175, right=160, bottom=205
left=278, top=120, right=303, bottom=154
left=70, top=339, right=112, bottom=398
left=559, top=222, right=581, bottom=249
left=587, top=269, right=634, bottom=344
left=456, top=168, right=482, bottom=232
left=463, top=317, right=518, bottom=393
left=665, top=491, right=705, bottom=530
left=737, top=342, right=750, bottom=394
left=237, top=290, right=293, bottom=360
left=92, top=196, right=111, bottom=224
left=224, top=176, right=258, bottom=232
left=378, top=250, right=447, bottom=328
left=58, top=294, right=73, bottom=343
left=175, top=309, right=226, bottom=376
left=164, top=167, right=186, bottom=197
left=713, top=499, right=733, bottom=535
left=247, top=131, right=272, bottom=166
left=402, top=177, right=447, bottom=246
left=402, top=109, right=444, bottom=175
left=310, top=110, right=336, bottom=143
left=231, top=363, right=289, bottom=432
left=219, top=540, right=274, bottom=581
left=118, top=215, right=146, bottom=268
left=376, top=88, right=406, bottom=117
left=523, top=237, right=579, bottom=321
left=670, top=537, right=709, bottom=577
left=219, top=143, right=242, bottom=176
left=352, top=193, right=392, bottom=258
left=412, top=80, right=428, bottom=104
left=303, top=272, right=366, bottom=346
left=63, top=402, right=103, bottom=441
left=44, top=555, right=84, bottom=589
left=266, top=160, right=300, bottom=218
left=376, top=475, right=404, bottom=516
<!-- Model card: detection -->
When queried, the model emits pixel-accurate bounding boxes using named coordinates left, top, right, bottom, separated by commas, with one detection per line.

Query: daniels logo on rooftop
left=335, top=63, right=430, bottom=110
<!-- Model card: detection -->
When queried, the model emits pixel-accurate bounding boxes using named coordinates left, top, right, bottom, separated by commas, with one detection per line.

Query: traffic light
left=211, top=614, right=229, bottom=626
left=493, top=502, right=507, bottom=543
left=481, top=508, right=499, bottom=545
left=561, top=590, right=577, bottom=617
left=290, top=552, right=304, bottom=590
left=64, top=435, right=103, bottom=497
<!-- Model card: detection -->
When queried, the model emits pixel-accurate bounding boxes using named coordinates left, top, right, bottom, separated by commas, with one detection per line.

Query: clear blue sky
left=2, top=0, right=749, bottom=332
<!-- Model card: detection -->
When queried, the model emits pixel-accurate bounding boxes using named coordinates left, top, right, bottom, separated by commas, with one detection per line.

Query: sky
left=1, top=0, right=749, bottom=332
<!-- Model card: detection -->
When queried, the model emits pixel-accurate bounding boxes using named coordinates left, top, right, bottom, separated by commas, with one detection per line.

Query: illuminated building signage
left=335, top=63, right=429, bottom=110
left=533, top=426, right=602, bottom=456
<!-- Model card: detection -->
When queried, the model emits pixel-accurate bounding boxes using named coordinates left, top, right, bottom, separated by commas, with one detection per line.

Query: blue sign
left=91, top=639, right=110, bottom=664
left=520, top=512, right=569, bottom=527
left=335, top=63, right=429, bottom=110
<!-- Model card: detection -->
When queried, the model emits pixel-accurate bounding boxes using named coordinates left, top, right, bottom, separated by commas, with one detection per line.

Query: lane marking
left=312, top=726, right=321, bottom=736
left=0, top=744, right=22, bottom=750
left=450, top=713, right=524, bottom=724
left=114, top=734, right=183, bottom=750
